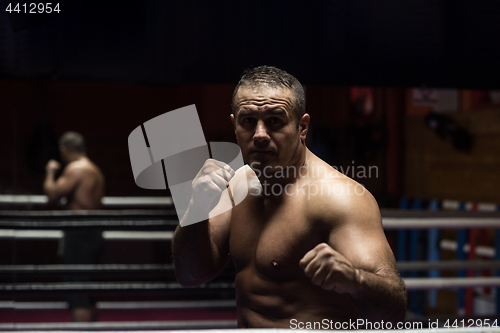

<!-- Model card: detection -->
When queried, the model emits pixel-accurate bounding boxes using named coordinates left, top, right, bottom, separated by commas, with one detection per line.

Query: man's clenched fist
left=45, top=160, right=61, bottom=174
left=190, top=159, right=235, bottom=209
left=299, top=243, right=360, bottom=296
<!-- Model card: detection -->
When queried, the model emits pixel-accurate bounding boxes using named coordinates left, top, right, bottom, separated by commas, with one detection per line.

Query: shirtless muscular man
left=44, top=131, right=105, bottom=322
left=172, top=66, right=406, bottom=328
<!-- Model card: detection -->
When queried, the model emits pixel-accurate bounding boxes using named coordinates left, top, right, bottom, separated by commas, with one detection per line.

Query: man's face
left=231, top=85, right=308, bottom=176
left=59, top=146, right=68, bottom=163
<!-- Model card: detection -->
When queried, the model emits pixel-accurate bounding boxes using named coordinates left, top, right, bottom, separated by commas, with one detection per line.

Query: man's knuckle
left=311, top=276, right=321, bottom=285
left=328, top=257, right=337, bottom=265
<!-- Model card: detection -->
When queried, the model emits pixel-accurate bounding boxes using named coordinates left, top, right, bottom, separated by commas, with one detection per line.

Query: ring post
left=496, top=204, right=500, bottom=314
left=456, top=201, right=467, bottom=315
left=428, top=199, right=440, bottom=308
left=397, top=197, right=409, bottom=275
left=410, top=198, right=423, bottom=315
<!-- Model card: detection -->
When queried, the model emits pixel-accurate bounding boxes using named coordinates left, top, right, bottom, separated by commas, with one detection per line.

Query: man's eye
left=269, top=117, right=281, bottom=124
left=243, top=118, right=255, bottom=124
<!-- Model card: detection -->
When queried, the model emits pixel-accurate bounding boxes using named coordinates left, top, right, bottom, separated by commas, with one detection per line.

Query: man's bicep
left=328, top=203, right=396, bottom=275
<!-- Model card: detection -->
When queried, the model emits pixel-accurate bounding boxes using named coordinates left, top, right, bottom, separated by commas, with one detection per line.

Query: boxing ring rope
left=0, top=209, right=499, bottom=229
left=0, top=210, right=178, bottom=231
left=0, top=281, right=236, bottom=296
left=4, top=276, right=500, bottom=294
left=404, top=277, right=500, bottom=290
left=0, top=264, right=174, bottom=275
left=1, top=326, right=500, bottom=332
left=3, top=261, right=500, bottom=275
left=380, top=210, right=500, bottom=229
left=5, top=260, right=500, bottom=275
left=397, top=260, right=500, bottom=271
left=0, top=299, right=236, bottom=310
left=0, top=194, right=173, bottom=206
left=1, top=208, right=500, bottom=330
left=383, top=217, right=500, bottom=229
left=0, top=320, right=238, bottom=331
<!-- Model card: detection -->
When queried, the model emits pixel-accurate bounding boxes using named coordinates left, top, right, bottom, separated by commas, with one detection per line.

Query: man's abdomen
left=234, top=267, right=360, bottom=328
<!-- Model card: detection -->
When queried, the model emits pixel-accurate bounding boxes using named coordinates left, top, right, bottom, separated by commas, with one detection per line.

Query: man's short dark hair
left=59, top=131, right=86, bottom=153
left=232, top=66, right=306, bottom=122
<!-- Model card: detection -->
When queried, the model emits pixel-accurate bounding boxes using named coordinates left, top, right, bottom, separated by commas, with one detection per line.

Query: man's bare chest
left=229, top=196, right=327, bottom=280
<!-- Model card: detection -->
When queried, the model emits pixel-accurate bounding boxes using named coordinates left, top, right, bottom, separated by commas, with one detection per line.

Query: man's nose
left=253, top=120, right=270, bottom=142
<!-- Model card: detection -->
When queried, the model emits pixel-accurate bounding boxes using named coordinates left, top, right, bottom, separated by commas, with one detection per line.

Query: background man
left=172, top=66, right=406, bottom=328
left=44, top=131, right=105, bottom=322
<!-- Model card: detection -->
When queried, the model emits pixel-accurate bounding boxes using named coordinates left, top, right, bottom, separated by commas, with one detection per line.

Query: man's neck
left=256, top=148, right=312, bottom=196
left=66, top=153, right=86, bottom=163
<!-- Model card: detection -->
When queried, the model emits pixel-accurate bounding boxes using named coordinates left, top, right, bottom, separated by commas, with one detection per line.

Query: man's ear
left=299, top=113, right=310, bottom=141
left=230, top=114, right=235, bottom=129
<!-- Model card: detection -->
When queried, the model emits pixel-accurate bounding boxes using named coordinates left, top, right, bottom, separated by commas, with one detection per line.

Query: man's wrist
left=180, top=198, right=213, bottom=226
left=349, top=268, right=364, bottom=300
left=189, top=197, right=214, bottom=213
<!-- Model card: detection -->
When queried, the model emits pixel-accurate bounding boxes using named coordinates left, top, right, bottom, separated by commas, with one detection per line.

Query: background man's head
left=59, top=131, right=86, bottom=160
left=232, top=66, right=306, bottom=124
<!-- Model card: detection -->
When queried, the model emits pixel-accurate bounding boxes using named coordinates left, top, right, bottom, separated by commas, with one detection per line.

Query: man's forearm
left=43, top=172, right=56, bottom=200
left=171, top=159, right=233, bottom=287
left=172, top=207, right=223, bottom=287
left=351, top=268, right=407, bottom=324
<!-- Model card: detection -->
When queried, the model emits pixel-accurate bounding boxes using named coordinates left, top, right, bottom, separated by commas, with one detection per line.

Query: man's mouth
left=251, top=149, right=274, bottom=154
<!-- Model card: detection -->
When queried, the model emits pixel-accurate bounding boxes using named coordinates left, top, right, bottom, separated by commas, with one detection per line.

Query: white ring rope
left=404, top=277, right=500, bottom=290
left=397, top=260, right=500, bottom=271
left=0, top=194, right=173, bottom=206
left=382, top=217, right=500, bottom=229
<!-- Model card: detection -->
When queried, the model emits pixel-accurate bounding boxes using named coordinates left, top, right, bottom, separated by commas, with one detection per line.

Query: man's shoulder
left=64, top=159, right=97, bottom=178
left=68, top=158, right=101, bottom=172
left=65, top=160, right=86, bottom=172
left=304, top=174, right=381, bottom=229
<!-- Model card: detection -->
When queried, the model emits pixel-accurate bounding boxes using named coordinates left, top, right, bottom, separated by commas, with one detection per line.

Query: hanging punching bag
left=425, top=112, right=473, bottom=152
left=25, top=82, right=59, bottom=175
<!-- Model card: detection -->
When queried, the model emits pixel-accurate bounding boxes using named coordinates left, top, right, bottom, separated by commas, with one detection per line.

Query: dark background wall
left=2, top=1, right=500, bottom=88
left=1, top=0, right=500, bottom=204
left=0, top=81, right=402, bottom=200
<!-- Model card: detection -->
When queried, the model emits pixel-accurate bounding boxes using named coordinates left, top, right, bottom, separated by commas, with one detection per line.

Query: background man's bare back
left=65, top=158, right=105, bottom=210
left=43, top=131, right=106, bottom=323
